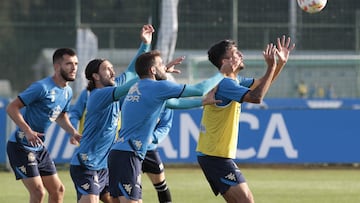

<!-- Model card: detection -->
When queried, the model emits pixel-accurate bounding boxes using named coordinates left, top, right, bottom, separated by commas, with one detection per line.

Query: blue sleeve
left=113, top=78, right=138, bottom=100
left=237, top=75, right=254, bottom=88
left=152, top=108, right=174, bottom=144
left=18, top=81, right=45, bottom=106
left=123, top=42, right=151, bottom=82
left=165, top=98, right=202, bottom=109
left=69, top=89, right=88, bottom=128
left=217, top=78, right=250, bottom=104
left=181, top=72, right=224, bottom=97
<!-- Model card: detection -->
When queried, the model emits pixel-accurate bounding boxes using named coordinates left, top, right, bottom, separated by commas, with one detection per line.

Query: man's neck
left=52, top=75, right=67, bottom=88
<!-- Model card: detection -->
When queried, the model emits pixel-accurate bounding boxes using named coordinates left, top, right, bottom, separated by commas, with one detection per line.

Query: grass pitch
left=1, top=165, right=360, bottom=203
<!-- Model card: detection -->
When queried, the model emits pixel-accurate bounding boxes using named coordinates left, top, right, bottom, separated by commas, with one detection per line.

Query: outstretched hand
left=202, top=86, right=222, bottom=106
left=141, top=24, right=155, bottom=44
left=263, top=43, right=277, bottom=69
left=276, top=35, right=295, bottom=64
left=165, top=56, right=185, bottom=74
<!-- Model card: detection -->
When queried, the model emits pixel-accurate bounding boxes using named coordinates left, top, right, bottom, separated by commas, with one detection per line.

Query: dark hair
left=135, top=50, right=161, bottom=78
left=207, top=39, right=236, bottom=70
left=85, top=59, right=106, bottom=91
left=52, top=48, right=76, bottom=64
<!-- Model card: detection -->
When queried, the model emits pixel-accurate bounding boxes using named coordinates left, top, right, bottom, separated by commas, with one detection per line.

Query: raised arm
left=243, top=43, right=277, bottom=103
left=165, top=98, right=202, bottom=109
left=272, top=35, right=295, bottom=82
left=166, top=87, right=221, bottom=109
left=113, top=78, right=138, bottom=100
left=165, top=56, right=185, bottom=74
left=251, top=35, right=294, bottom=89
left=124, top=24, right=155, bottom=81
left=181, top=72, right=224, bottom=97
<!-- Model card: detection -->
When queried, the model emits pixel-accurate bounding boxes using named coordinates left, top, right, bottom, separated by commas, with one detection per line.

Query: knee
left=56, top=183, right=65, bottom=197
left=49, top=183, right=65, bottom=199
left=30, top=186, right=46, bottom=202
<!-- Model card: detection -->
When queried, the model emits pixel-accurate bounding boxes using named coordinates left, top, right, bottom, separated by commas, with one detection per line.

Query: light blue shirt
left=70, top=42, right=150, bottom=170
left=9, top=76, right=73, bottom=151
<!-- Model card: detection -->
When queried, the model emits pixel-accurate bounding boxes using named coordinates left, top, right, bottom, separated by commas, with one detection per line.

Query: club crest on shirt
left=49, top=105, right=62, bottom=121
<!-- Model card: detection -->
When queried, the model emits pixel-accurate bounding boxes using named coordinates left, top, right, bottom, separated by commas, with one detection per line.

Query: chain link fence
left=0, top=0, right=359, bottom=97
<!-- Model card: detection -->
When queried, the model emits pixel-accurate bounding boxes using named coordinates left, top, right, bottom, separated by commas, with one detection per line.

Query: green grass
left=1, top=165, right=360, bottom=203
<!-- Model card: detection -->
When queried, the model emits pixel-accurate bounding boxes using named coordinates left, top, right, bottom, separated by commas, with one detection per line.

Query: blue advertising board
left=2, top=98, right=360, bottom=164
left=157, top=108, right=360, bottom=163
left=34, top=108, right=360, bottom=164
left=0, top=98, right=8, bottom=164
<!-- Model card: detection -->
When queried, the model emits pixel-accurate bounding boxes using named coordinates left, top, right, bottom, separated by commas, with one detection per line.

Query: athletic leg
left=100, top=192, right=120, bottom=203
left=146, top=172, right=172, bottom=203
left=78, top=194, right=99, bottom=203
left=222, top=182, right=254, bottom=203
left=22, top=176, right=47, bottom=203
left=142, top=149, right=172, bottom=203
left=42, top=174, right=65, bottom=203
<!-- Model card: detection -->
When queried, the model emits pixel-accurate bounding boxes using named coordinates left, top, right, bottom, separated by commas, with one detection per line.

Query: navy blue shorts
left=6, top=141, right=57, bottom=180
left=108, top=150, right=142, bottom=201
left=142, top=149, right=164, bottom=174
left=70, top=165, right=109, bottom=200
left=197, top=155, right=246, bottom=196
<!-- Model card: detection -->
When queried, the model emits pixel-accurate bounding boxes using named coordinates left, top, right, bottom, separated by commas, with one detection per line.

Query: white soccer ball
left=297, top=0, right=327, bottom=13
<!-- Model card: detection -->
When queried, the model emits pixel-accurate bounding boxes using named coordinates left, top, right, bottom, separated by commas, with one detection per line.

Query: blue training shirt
left=8, top=76, right=73, bottom=150
left=111, top=79, right=185, bottom=159
left=70, top=42, right=150, bottom=170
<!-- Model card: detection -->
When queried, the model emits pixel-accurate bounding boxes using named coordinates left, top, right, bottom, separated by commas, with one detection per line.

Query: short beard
left=60, top=69, right=75, bottom=81
left=100, top=77, right=115, bottom=87
left=155, top=72, right=167, bottom=81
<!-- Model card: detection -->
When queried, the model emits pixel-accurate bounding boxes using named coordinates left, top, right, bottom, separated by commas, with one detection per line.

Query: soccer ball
left=297, top=0, right=327, bottom=13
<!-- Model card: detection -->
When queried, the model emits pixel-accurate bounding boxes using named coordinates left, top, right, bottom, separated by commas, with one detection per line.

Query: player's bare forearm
left=244, top=43, right=277, bottom=103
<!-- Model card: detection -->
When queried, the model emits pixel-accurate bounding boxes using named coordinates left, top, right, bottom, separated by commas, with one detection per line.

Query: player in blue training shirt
left=69, top=24, right=154, bottom=203
left=140, top=56, right=222, bottom=203
left=107, top=50, right=231, bottom=203
left=141, top=94, right=219, bottom=203
left=69, top=54, right=218, bottom=203
left=6, top=48, right=81, bottom=203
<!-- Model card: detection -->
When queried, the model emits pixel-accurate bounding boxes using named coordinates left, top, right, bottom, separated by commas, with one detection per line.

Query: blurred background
left=1, top=0, right=360, bottom=166
left=0, top=0, right=359, bottom=99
